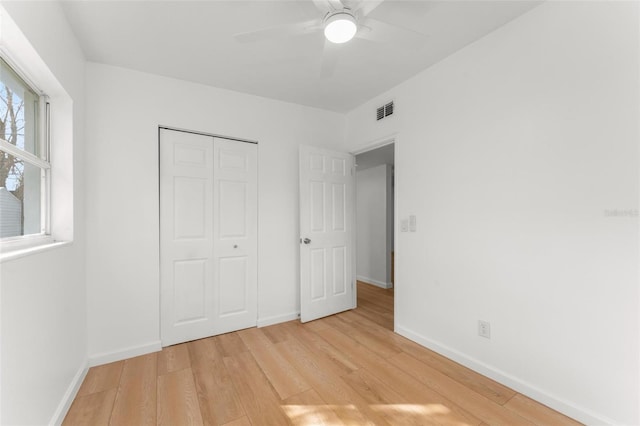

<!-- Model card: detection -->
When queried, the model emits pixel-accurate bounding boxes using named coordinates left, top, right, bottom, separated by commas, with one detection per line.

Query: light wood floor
left=64, top=282, right=582, bottom=425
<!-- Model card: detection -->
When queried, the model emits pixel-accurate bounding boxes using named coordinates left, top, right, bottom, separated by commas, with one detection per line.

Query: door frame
left=158, top=125, right=259, bottom=145
left=351, top=135, right=398, bottom=333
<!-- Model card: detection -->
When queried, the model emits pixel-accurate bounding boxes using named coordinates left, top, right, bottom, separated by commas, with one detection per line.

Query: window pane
left=0, top=58, right=40, bottom=158
left=0, top=149, right=42, bottom=238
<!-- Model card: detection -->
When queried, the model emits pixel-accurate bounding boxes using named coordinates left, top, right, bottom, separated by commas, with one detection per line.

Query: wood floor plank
left=504, top=394, right=583, bottom=426
left=357, top=282, right=394, bottom=304
left=188, top=336, right=223, bottom=370
left=342, top=369, right=405, bottom=406
left=315, top=326, right=482, bottom=426
left=324, top=314, right=403, bottom=359
left=342, top=369, right=439, bottom=426
left=355, top=294, right=393, bottom=311
left=238, top=327, right=310, bottom=400
left=356, top=282, right=394, bottom=316
left=286, top=321, right=359, bottom=375
left=389, top=351, right=535, bottom=426
left=63, top=388, right=117, bottom=426
left=283, top=389, right=344, bottom=426
left=215, top=332, right=249, bottom=357
left=76, top=361, right=123, bottom=397
left=188, top=335, right=246, bottom=425
left=157, top=368, right=202, bottom=426
left=192, top=360, right=246, bottom=426
left=398, top=343, right=516, bottom=406
left=158, top=343, right=191, bottom=376
left=343, top=309, right=517, bottom=405
left=350, top=306, right=394, bottom=330
left=109, top=353, right=157, bottom=426
left=221, top=416, right=252, bottom=426
left=276, top=338, right=389, bottom=426
left=223, top=351, right=292, bottom=425
left=261, top=321, right=295, bottom=344
left=301, top=317, right=331, bottom=332
left=157, top=368, right=203, bottom=426
left=357, top=300, right=394, bottom=319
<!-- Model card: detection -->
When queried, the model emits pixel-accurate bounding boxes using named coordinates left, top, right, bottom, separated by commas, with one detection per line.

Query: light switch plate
left=409, top=215, right=416, bottom=232
left=401, top=219, right=408, bottom=232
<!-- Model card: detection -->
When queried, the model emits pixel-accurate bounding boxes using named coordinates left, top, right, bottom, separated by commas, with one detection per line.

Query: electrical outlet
left=478, top=320, right=491, bottom=339
left=401, top=219, right=409, bottom=232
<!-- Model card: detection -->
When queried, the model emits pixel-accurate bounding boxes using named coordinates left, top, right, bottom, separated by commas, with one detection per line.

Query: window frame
left=0, top=53, right=52, bottom=251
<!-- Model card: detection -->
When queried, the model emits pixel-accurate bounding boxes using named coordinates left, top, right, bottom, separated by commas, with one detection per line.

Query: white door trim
left=159, top=125, right=258, bottom=145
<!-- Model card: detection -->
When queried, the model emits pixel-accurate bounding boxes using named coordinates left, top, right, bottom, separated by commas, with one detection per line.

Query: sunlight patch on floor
left=371, top=403, right=451, bottom=416
left=282, top=404, right=358, bottom=425
left=282, top=403, right=468, bottom=425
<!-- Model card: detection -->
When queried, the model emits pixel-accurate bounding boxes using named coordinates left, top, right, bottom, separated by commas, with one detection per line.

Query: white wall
left=0, top=1, right=87, bottom=424
left=356, top=164, right=393, bottom=288
left=85, top=63, right=346, bottom=362
left=346, top=2, right=639, bottom=425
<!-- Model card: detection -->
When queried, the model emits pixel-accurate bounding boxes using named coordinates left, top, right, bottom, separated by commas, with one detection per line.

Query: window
left=0, top=57, right=49, bottom=240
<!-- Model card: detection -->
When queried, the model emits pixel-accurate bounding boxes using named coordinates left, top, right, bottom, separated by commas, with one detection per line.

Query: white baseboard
left=257, top=311, right=300, bottom=327
left=356, top=275, right=393, bottom=289
left=395, top=325, right=617, bottom=426
left=49, top=361, right=88, bottom=426
left=88, top=341, right=162, bottom=367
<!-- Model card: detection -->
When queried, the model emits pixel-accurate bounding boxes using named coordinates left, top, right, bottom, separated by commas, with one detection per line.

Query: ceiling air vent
left=376, top=101, right=394, bottom=121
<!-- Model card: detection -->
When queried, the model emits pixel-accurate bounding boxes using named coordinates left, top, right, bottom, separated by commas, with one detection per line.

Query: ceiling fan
left=234, top=0, right=426, bottom=77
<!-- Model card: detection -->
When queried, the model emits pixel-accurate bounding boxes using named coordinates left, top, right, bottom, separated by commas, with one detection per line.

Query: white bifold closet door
left=160, top=128, right=257, bottom=346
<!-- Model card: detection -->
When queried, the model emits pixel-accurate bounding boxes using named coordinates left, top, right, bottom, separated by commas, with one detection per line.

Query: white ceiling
left=59, top=0, right=540, bottom=113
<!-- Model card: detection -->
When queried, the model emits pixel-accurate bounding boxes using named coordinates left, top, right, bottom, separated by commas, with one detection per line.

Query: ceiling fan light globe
left=324, top=12, right=357, bottom=44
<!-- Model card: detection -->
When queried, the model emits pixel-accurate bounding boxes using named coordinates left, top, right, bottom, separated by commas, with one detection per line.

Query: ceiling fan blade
left=356, top=17, right=426, bottom=48
left=359, top=0, right=384, bottom=16
left=235, top=19, right=320, bottom=43
left=311, top=0, right=330, bottom=13
left=327, top=0, right=346, bottom=10
left=320, top=39, right=340, bottom=78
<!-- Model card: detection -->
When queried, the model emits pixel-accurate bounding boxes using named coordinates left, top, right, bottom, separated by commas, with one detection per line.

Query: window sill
left=0, top=239, right=71, bottom=263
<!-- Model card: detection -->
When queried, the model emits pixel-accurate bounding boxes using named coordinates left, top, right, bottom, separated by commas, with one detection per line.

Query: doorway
left=354, top=142, right=395, bottom=328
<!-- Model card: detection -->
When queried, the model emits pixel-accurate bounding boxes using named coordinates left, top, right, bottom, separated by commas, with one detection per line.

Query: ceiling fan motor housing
left=324, top=9, right=358, bottom=43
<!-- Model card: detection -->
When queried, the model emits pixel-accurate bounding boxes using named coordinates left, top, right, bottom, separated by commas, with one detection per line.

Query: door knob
left=303, top=238, right=311, bottom=244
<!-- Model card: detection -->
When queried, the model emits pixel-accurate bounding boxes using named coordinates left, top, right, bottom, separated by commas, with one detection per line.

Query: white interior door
left=160, top=128, right=257, bottom=346
left=299, top=145, right=355, bottom=322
